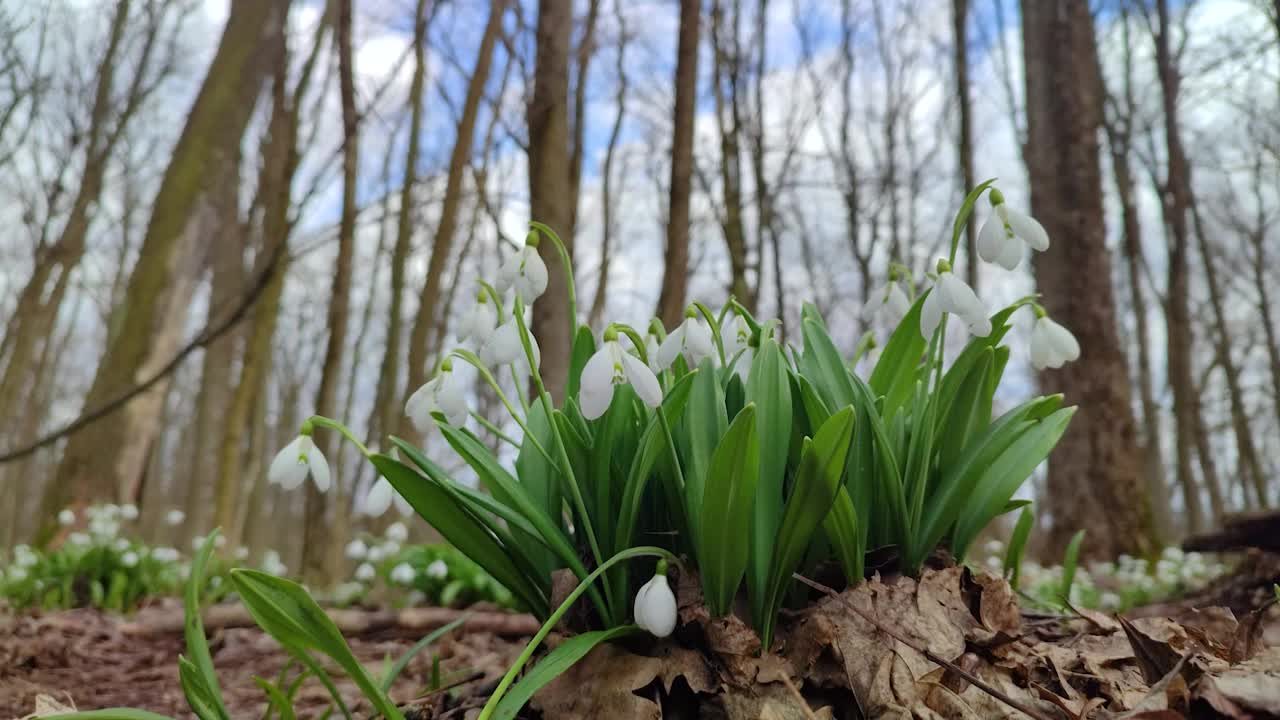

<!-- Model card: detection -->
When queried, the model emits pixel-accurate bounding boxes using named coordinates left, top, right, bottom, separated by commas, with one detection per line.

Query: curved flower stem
left=949, top=178, right=998, bottom=264
left=608, top=322, right=649, bottom=366
left=449, top=350, right=558, bottom=471
left=529, top=221, right=578, bottom=333
left=508, top=363, right=534, bottom=417
left=475, top=546, right=678, bottom=720
left=477, top=280, right=506, bottom=325
left=306, top=416, right=371, bottom=457
left=657, top=411, right=688, bottom=496
left=470, top=411, right=521, bottom=449
left=692, top=301, right=726, bottom=365
left=510, top=298, right=615, bottom=622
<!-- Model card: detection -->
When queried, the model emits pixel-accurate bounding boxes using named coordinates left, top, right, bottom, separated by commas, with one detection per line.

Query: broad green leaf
left=700, top=404, right=760, bottom=616
left=868, top=292, right=927, bottom=419
left=1004, top=506, right=1034, bottom=589
left=760, top=407, right=856, bottom=647
left=566, top=324, right=597, bottom=400
left=822, top=486, right=861, bottom=583
left=183, top=531, right=229, bottom=720
left=676, top=358, right=727, bottom=552
left=373, top=454, right=549, bottom=616
left=491, top=625, right=639, bottom=720
left=798, top=318, right=856, bottom=411
left=745, top=340, right=793, bottom=621
left=936, top=348, right=996, bottom=469
left=588, top=384, right=642, bottom=557
left=515, top=402, right=565, bottom=547
left=178, top=657, right=223, bottom=720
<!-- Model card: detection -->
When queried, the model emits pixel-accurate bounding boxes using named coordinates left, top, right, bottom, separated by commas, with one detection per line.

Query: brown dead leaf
left=1231, top=600, right=1276, bottom=663
left=712, top=682, right=835, bottom=720
left=1118, top=617, right=1186, bottom=685
left=533, top=640, right=716, bottom=719
left=964, top=569, right=1023, bottom=644
left=1196, top=646, right=1280, bottom=716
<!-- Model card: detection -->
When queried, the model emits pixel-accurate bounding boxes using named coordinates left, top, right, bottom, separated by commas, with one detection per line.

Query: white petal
left=309, top=445, right=332, bottom=492
left=939, top=273, right=986, bottom=321
left=393, top=492, right=414, bottom=517
left=684, top=319, right=715, bottom=363
left=645, top=335, right=662, bottom=373
left=497, top=253, right=521, bottom=293
left=633, top=575, right=676, bottom=637
left=269, top=437, right=309, bottom=490
left=977, top=216, right=1007, bottom=263
left=657, top=325, right=685, bottom=369
left=362, top=477, right=394, bottom=516
left=523, top=248, right=549, bottom=299
left=621, top=351, right=663, bottom=408
left=527, top=328, right=541, bottom=371
left=920, top=289, right=943, bottom=339
left=405, top=382, right=436, bottom=433
left=885, top=283, right=911, bottom=323
left=995, top=236, right=1022, bottom=270
left=579, top=344, right=617, bottom=420
left=1030, top=323, right=1054, bottom=369
left=437, top=373, right=470, bottom=425
left=1044, top=318, right=1080, bottom=363
left=1006, top=208, right=1050, bottom=251
left=482, top=322, right=523, bottom=367
left=967, top=315, right=993, bottom=338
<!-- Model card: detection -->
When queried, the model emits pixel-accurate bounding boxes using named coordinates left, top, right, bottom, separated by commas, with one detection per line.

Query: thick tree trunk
left=1021, top=0, right=1155, bottom=559
left=527, top=0, right=576, bottom=400
left=657, top=0, right=699, bottom=329
left=40, top=0, right=284, bottom=540
left=952, top=0, right=977, bottom=288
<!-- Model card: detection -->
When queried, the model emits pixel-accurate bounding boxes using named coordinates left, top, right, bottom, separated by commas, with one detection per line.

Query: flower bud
left=634, top=562, right=677, bottom=638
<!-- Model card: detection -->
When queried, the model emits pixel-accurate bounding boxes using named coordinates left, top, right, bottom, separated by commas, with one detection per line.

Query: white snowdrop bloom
left=333, top=582, right=365, bottom=605
left=977, top=190, right=1050, bottom=270
left=425, top=559, right=449, bottom=579
left=367, top=545, right=386, bottom=563
left=1099, top=592, right=1122, bottom=610
left=867, top=278, right=912, bottom=327
left=268, top=434, right=331, bottom=493
left=234, top=547, right=249, bottom=560
left=634, top=567, right=678, bottom=638
left=480, top=318, right=541, bottom=372
left=657, top=312, right=716, bottom=369
left=456, top=291, right=499, bottom=344
left=984, top=556, right=1002, bottom=571
left=497, top=243, right=550, bottom=301
left=580, top=332, right=663, bottom=420
left=165, top=509, right=186, bottom=526
left=721, top=313, right=754, bottom=378
left=355, top=562, right=377, bottom=582
left=261, top=550, right=287, bottom=577
left=9, top=566, right=27, bottom=582
left=390, top=562, right=416, bottom=585
left=58, top=509, right=76, bottom=526
left=381, top=541, right=402, bottom=556
left=983, top=539, right=1005, bottom=556
left=405, top=362, right=469, bottom=431
left=386, top=522, right=408, bottom=543
left=360, top=477, right=396, bottom=517
left=1161, top=546, right=1185, bottom=561
left=114, top=538, right=130, bottom=551
left=121, top=551, right=139, bottom=568
left=644, top=332, right=663, bottom=374
left=1029, top=315, right=1081, bottom=370
left=153, top=547, right=180, bottom=563
left=14, top=546, right=37, bottom=567
left=345, top=539, right=368, bottom=560
left=920, top=265, right=991, bottom=338
left=120, top=504, right=139, bottom=521
left=68, top=532, right=90, bottom=546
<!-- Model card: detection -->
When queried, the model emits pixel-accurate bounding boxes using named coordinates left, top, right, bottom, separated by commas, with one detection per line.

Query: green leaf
left=867, top=293, right=927, bottom=419
left=515, top=402, right=565, bottom=554
left=183, top=531, right=229, bottom=720
left=745, top=340, right=793, bottom=622
left=822, top=486, right=861, bottom=583
left=40, top=711, right=178, bottom=720
left=760, top=407, right=856, bottom=647
left=1060, top=530, right=1086, bottom=604
left=1004, top=507, right=1034, bottom=589
left=588, top=384, right=642, bottom=557
left=700, top=404, right=760, bottom=616
left=678, top=358, right=728, bottom=551
left=798, top=317, right=856, bottom=411
left=373, top=454, right=549, bottom=616
left=936, top=348, right=996, bottom=469
left=491, top=626, right=639, bottom=720
left=380, top=614, right=468, bottom=691
left=566, top=324, right=597, bottom=400
left=950, top=178, right=999, bottom=253
left=229, top=569, right=404, bottom=720
left=178, top=656, right=225, bottom=720
left=253, top=677, right=298, bottom=720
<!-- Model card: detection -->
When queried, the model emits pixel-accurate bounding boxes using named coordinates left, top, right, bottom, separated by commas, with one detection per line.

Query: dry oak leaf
left=533, top=639, right=716, bottom=719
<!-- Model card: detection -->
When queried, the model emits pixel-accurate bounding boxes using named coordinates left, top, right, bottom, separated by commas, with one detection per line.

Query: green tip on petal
left=988, top=187, right=1005, bottom=207
left=603, top=326, right=620, bottom=342
left=299, top=419, right=315, bottom=437
left=524, top=228, right=540, bottom=248
left=441, top=357, right=454, bottom=372
left=935, top=258, right=953, bottom=274
left=684, top=306, right=698, bottom=319
left=655, top=558, right=669, bottom=576
left=1031, top=303, right=1047, bottom=319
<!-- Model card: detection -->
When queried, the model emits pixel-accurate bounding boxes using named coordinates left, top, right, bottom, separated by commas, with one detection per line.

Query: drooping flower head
left=658, top=307, right=716, bottom=369
left=497, top=231, right=549, bottom=301
left=406, top=358, right=469, bottom=431
left=1029, top=306, right=1081, bottom=370
left=480, top=316, right=541, bottom=372
left=580, top=327, right=663, bottom=420
left=921, top=259, right=991, bottom=339
left=634, top=560, right=677, bottom=638
left=456, top=289, right=498, bottom=345
left=977, top=188, right=1050, bottom=271
left=867, top=268, right=912, bottom=328
left=267, top=426, right=331, bottom=493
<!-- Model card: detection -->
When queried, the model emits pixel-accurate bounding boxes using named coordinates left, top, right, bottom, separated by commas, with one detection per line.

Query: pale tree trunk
left=1021, top=0, right=1155, bottom=559
left=40, top=0, right=286, bottom=542
left=527, top=0, right=576, bottom=400
left=1150, top=0, right=1223, bottom=529
left=1241, top=157, right=1280, bottom=442
left=303, top=0, right=358, bottom=585
left=952, top=0, right=977, bottom=288
left=403, top=0, right=506, bottom=414
left=587, top=0, right=628, bottom=330
left=368, top=0, right=430, bottom=451
left=837, top=0, right=870, bottom=306
left=709, top=0, right=753, bottom=311
left=656, top=0, right=698, bottom=328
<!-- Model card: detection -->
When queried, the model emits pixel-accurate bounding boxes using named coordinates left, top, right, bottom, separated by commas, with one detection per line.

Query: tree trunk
left=952, top=0, right=977, bottom=288
left=589, top=0, right=628, bottom=330
left=303, top=0, right=358, bottom=585
left=710, top=0, right=752, bottom=311
left=527, top=0, right=576, bottom=400
left=656, top=0, right=699, bottom=329
left=1020, top=0, right=1155, bottom=559
left=40, top=0, right=285, bottom=541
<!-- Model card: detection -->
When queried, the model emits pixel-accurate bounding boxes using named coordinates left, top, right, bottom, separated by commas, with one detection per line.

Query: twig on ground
left=778, top=672, right=819, bottom=720
left=119, top=604, right=540, bottom=637
left=793, top=573, right=1058, bottom=720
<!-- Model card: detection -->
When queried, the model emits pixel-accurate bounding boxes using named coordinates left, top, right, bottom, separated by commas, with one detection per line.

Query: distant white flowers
left=921, top=262, right=991, bottom=339
left=406, top=360, right=468, bottom=430
left=1029, top=314, right=1081, bottom=370
left=58, top=510, right=76, bottom=526
left=261, top=550, right=287, bottom=577
left=360, top=477, right=413, bottom=518
left=868, top=277, right=911, bottom=327
left=633, top=563, right=677, bottom=638
left=580, top=330, right=663, bottom=420
left=497, top=240, right=549, bottom=301
left=386, top=522, right=408, bottom=544
left=165, top=509, right=186, bottom=526
left=355, top=562, right=376, bottom=582
left=268, top=433, right=330, bottom=493
left=345, top=539, right=368, bottom=560
left=978, top=190, right=1050, bottom=270
left=658, top=311, right=715, bottom=369
left=425, top=559, right=449, bottom=579
left=390, top=562, right=416, bottom=585
left=121, top=551, right=139, bottom=568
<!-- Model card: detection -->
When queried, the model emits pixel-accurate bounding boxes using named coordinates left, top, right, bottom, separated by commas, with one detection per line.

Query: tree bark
left=709, top=0, right=753, bottom=311
left=40, top=0, right=285, bottom=540
left=589, top=0, right=629, bottom=330
left=527, top=0, right=576, bottom=400
left=952, top=0, right=977, bottom=288
left=1020, top=0, right=1155, bottom=559
left=656, top=0, right=699, bottom=329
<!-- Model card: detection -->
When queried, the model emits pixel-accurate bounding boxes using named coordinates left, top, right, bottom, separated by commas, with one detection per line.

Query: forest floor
left=3, top=561, right=1280, bottom=719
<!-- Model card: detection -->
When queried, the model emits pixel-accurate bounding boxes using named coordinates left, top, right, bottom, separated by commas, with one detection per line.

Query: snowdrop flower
left=456, top=290, right=499, bottom=344
left=390, top=562, right=416, bottom=585
left=580, top=328, right=663, bottom=420
left=386, top=521, right=408, bottom=543
left=497, top=235, right=549, bottom=301
left=1029, top=311, right=1080, bottom=370
left=153, top=547, right=180, bottom=563
left=68, top=532, right=90, bottom=546
left=367, top=545, right=386, bottom=563
left=977, top=189, right=1050, bottom=270
left=634, top=561, right=677, bottom=638
left=360, top=476, right=412, bottom=518
left=9, top=566, right=27, bottom=582
left=261, top=550, right=287, bottom=576
left=268, top=432, right=331, bottom=493
left=355, top=562, right=376, bottom=582
left=121, top=551, right=139, bottom=568
left=234, top=547, right=249, bottom=560
left=381, top=540, right=401, bottom=556
left=920, top=260, right=991, bottom=339
left=658, top=309, right=716, bottom=369
left=644, top=331, right=663, bottom=374
left=1099, top=592, right=1122, bottom=610
left=114, top=538, right=130, bottom=551
left=406, top=360, right=469, bottom=431
left=425, top=559, right=449, bottom=579
left=721, top=312, right=754, bottom=378
left=345, top=539, right=368, bottom=560
left=867, top=276, right=912, bottom=327
left=480, top=318, right=541, bottom=371
left=58, top=509, right=76, bottom=526
left=165, top=509, right=185, bottom=526
left=120, top=504, right=139, bottom=521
